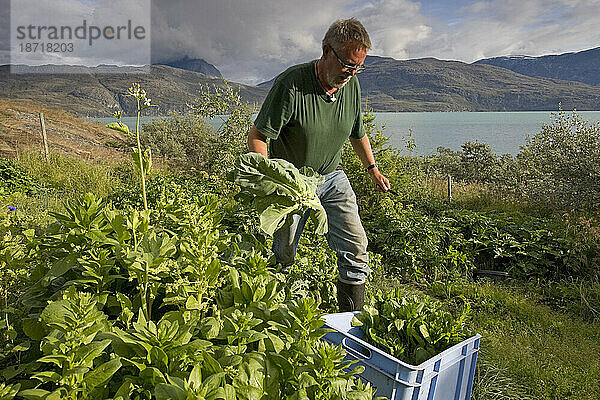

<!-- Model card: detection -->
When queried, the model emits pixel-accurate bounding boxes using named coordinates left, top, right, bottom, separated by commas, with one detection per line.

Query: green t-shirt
left=254, top=60, right=365, bottom=175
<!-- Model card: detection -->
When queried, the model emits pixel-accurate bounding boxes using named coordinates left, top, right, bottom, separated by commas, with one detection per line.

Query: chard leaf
left=231, top=153, right=328, bottom=235
left=256, top=199, right=299, bottom=236
left=308, top=203, right=328, bottom=235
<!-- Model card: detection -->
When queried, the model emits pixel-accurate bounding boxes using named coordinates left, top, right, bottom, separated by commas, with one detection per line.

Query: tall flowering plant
left=107, top=83, right=157, bottom=211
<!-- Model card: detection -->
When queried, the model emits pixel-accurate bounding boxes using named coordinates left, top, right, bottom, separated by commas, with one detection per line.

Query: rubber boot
left=337, top=280, right=365, bottom=312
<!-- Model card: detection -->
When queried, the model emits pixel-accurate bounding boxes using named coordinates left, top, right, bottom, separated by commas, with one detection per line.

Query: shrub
left=141, top=84, right=253, bottom=177
left=189, top=84, right=253, bottom=175
left=141, top=112, right=217, bottom=167
left=517, top=109, right=600, bottom=210
left=0, top=158, right=38, bottom=194
left=426, top=142, right=518, bottom=189
left=342, top=109, right=433, bottom=211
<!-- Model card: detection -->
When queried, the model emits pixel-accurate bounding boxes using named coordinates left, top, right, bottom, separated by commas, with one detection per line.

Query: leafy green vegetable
left=352, top=289, right=472, bottom=365
left=230, top=153, right=328, bottom=235
left=1, top=186, right=376, bottom=400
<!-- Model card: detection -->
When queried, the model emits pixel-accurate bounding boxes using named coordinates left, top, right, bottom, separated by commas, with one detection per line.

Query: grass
left=0, top=151, right=139, bottom=225
left=17, top=151, right=133, bottom=198
left=423, top=175, right=561, bottom=217
left=422, top=280, right=600, bottom=400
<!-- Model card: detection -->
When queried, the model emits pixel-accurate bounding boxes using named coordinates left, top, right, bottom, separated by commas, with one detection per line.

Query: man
left=247, top=18, right=390, bottom=312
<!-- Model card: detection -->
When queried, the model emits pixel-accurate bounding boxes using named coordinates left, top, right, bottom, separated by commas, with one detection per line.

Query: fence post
left=447, top=174, right=452, bottom=202
left=39, top=112, right=49, bottom=161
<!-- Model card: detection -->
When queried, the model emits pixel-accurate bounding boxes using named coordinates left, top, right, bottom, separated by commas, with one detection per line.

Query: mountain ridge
left=0, top=64, right=267, bottom=117
left=3, top=50, right=600, bottom=114
left=156, top=56, right=222, bottom=77
left=474, top=46, right=600, bottom=87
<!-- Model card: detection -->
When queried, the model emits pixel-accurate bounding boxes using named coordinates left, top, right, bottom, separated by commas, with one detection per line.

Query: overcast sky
left=150, top=0, right=600, bottom=84
left=3, top=0, right=600, bottom=84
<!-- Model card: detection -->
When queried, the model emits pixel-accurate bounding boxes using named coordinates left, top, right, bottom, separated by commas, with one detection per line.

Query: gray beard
left=326, top=75, right=351, bottom=90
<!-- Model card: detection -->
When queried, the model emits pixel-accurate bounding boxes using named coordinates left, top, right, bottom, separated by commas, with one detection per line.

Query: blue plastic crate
left=321, top=312, right=481, bottom=400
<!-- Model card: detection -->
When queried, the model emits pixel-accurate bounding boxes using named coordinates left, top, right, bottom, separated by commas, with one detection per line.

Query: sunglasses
left=330, top=46, right=366, bottom=74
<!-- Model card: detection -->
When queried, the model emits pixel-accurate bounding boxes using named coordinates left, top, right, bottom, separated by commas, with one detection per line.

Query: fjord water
left=375, top=111, right=600, bottom=155
left=94, top=111, right=600, bottom=156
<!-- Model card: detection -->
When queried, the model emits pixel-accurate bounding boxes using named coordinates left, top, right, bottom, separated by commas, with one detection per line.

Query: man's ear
left=322, top=44, right=330, bottom=56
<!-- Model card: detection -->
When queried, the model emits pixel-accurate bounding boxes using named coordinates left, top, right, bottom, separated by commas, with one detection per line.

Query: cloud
left=8, top=0, right=151, bottom=68
left=7, top=0, right=600, bottom=83
left=408, top=0, right=600, bottom=62
left=349, top=0, right=433, bottom=59
left=150, top=0, right=434, bottom=84
left=151, top=0, right=348, bottom=84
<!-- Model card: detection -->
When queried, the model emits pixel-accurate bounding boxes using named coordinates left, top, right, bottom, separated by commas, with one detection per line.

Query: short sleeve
left=350, top=82, right=365, bottom=139
left=253, top=77, right=295, bottom=139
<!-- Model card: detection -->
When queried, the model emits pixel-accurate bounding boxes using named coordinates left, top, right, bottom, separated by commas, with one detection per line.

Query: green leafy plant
left=517, top=108, right=600, bottom=210
left=0, top=158, right=38, bottom=195
left=352, top=289, right=472, bottom=365
left=20, top=287, right=120, bottom=400
left=230, top=153, right=327, bottom=235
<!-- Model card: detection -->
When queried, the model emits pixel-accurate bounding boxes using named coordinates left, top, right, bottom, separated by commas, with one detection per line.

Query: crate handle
left=341, top=337, right=373, bottom=360
left=341, top=340, right=480, bottom=388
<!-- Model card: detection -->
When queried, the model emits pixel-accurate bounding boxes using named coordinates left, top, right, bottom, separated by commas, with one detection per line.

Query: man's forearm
left=350, top=134, right=391, bottom=192
left=349, top=135, right=375, bottom=168
left=247, top=125, right=268, bottom=157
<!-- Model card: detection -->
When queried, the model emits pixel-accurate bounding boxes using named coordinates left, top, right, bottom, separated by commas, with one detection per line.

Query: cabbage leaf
left=231, top=153, right=328, bottom=235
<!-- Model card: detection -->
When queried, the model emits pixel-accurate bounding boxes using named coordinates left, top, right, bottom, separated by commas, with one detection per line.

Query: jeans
left=272, top=169, right=369, bottom=284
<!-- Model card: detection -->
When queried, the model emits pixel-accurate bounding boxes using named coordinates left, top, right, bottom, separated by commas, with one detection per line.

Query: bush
left=141, top=84, right=253, bottom=177
left=342, top=109, right=434, bottom=211
left=141, top=112, right=217, bottom=167
left=0, top=158, right=38, bottom=194
left=426, top=142, right=518, bottom=189
left=517, top=109, right=600, bottom=210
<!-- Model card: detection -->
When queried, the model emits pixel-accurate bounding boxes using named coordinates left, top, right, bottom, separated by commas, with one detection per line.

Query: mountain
left=257, top=77, right=275, bottom=89
left=473, top=47, right=600, bottom=86
left=358, top=55, right=600, bottom=111
left=157, top=57, right=222, bottom=77
left=0, top=64, right=267, bottom=117
left=257, top=55, right=600, bottom=111
left=4, top=53, right=600, bottom=115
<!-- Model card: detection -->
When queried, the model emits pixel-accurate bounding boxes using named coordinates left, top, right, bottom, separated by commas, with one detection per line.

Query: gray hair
left=322, top=18, right=371, bottom=51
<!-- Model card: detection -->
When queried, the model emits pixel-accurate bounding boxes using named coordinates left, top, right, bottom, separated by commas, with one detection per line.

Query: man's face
left=322, top=41, right=368, bottom=89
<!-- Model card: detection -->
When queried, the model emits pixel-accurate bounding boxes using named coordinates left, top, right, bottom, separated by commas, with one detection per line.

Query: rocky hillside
left=358, top=56, right=600, bottom=111
left=474, top=47, right=600, bottom=87
left=0, top=65, right=268, bottom=117
left=5, top=52, right=600, bottom=114
left=259, top=55, right=600, bottom=111
left=0, top=98, right=129, bottom=160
